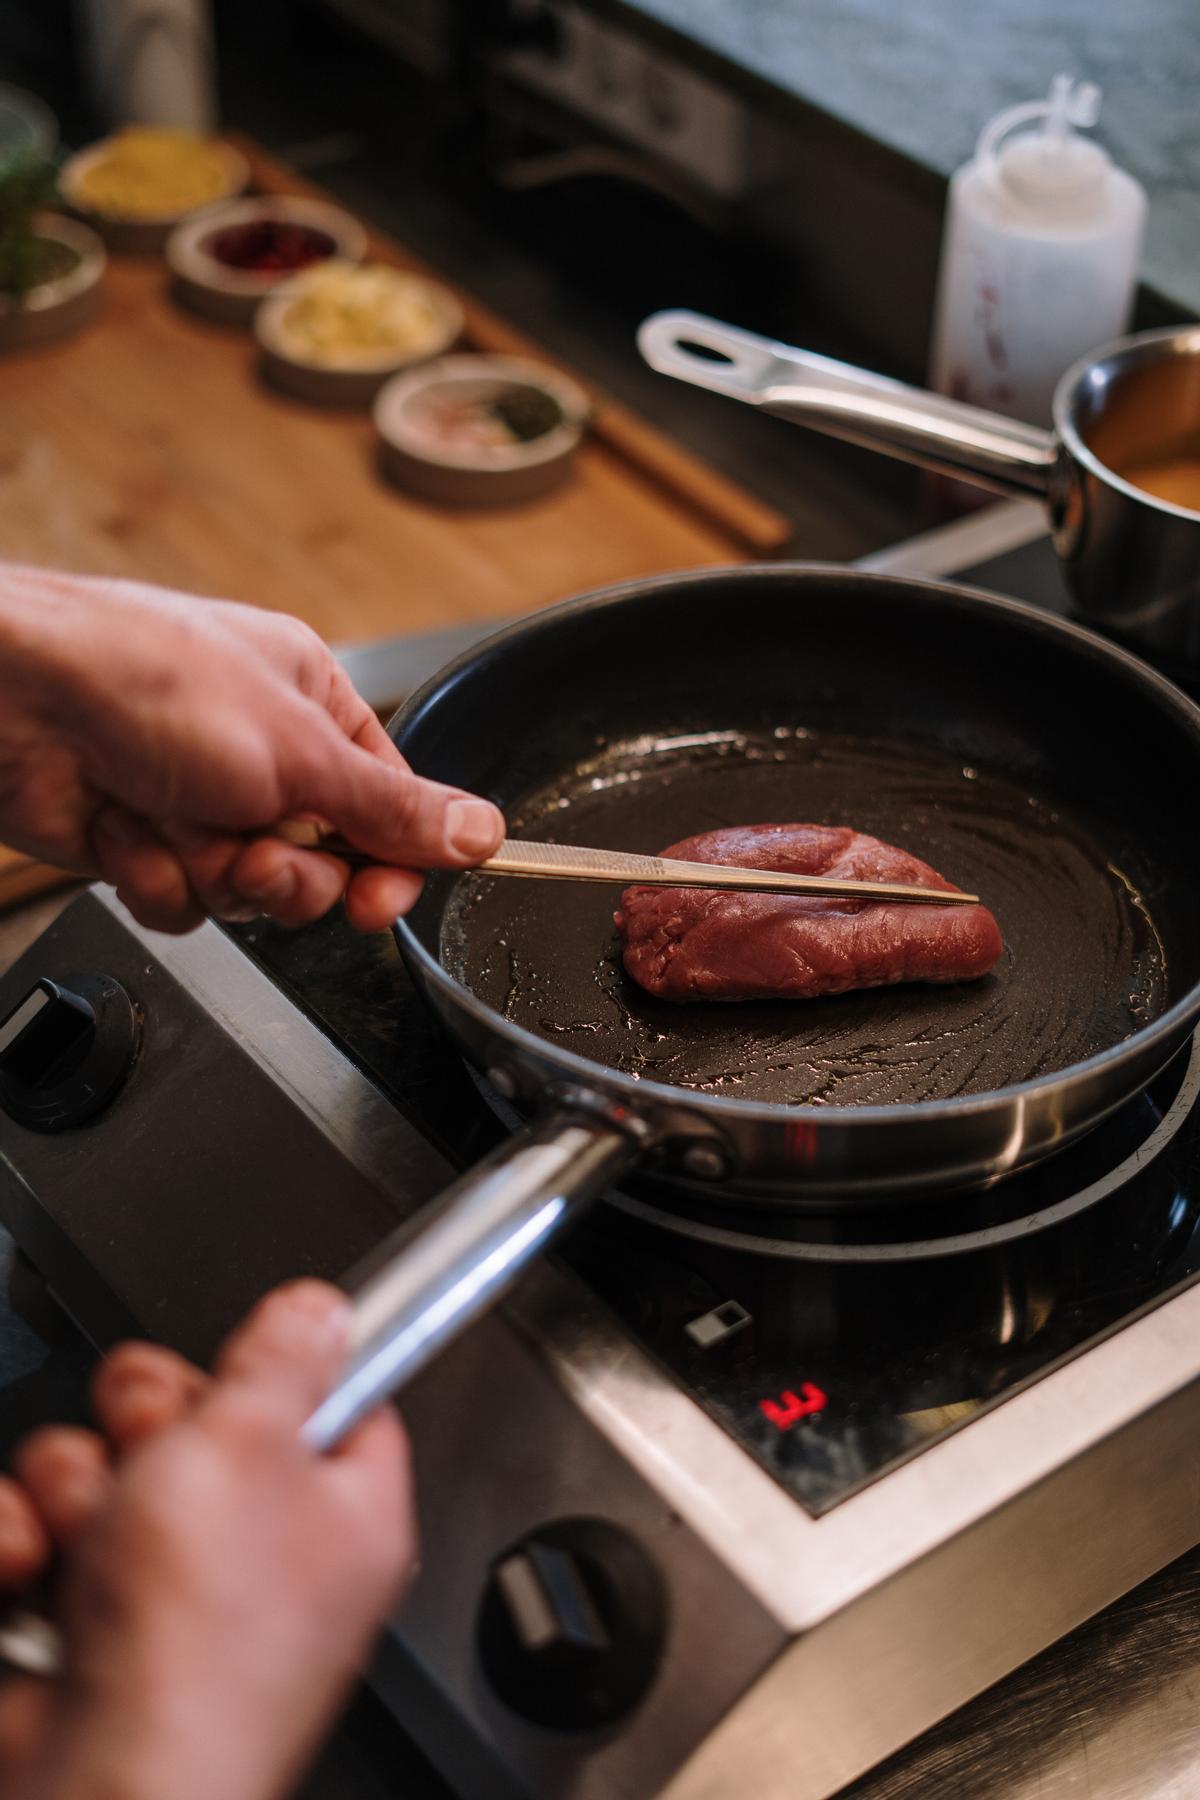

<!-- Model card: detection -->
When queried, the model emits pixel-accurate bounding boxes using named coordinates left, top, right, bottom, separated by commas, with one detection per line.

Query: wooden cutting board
left=0, top=138, right=789, bottom=908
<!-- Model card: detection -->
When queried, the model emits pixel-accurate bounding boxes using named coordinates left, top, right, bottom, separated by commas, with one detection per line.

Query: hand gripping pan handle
left=0, top=1106, right=642, bottom=1678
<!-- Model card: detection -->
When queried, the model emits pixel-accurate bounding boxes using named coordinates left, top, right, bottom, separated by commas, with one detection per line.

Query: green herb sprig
left=0, top=154, right=61, bottom=300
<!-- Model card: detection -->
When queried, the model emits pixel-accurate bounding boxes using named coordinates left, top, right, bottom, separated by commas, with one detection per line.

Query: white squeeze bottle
left=929, top=75, right=1147, bottom=425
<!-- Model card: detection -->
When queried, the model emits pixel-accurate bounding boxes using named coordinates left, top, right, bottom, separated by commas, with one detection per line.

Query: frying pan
left=305, top=567, right=1200, bottom=1447
left=638, top=312, right=1200, bottom=669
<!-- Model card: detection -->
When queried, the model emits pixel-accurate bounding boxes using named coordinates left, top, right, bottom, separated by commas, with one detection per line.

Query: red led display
left=759, top=1382, right=828, bottom=1431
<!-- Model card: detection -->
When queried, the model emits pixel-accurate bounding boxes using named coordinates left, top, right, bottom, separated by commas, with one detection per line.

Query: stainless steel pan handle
left=303, top=1106, right=640, bottom=1449
left=638, top=309, right=1058, bottom=500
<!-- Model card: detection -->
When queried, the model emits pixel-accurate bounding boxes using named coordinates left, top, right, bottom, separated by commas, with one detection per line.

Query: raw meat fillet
left=615, top=824, right=1003, bottom=1003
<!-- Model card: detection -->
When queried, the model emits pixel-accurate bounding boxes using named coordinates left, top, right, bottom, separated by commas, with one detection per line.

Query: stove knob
left=477, top=1517, right=667, bottom=1730
left=0, top=973, right=138, bottom=1132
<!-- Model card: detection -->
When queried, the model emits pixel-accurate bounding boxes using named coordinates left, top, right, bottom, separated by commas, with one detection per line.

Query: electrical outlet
left=499, top=2, right=751, bottom=197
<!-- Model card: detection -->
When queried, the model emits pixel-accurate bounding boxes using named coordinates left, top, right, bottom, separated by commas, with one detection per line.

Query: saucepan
left=638, top=311, right=1200, bottom=670
left=303, top=566, right=1200, bottom=1446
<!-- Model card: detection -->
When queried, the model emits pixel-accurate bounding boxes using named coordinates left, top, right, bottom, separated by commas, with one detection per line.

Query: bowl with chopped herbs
left=374, top=354, right=591, bottom=503
left=60, top=128, right=248, bottom=252
left=0, top=152, right=105, bottom=351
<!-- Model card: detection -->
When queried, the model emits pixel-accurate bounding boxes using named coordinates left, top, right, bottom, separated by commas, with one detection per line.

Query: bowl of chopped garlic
left=254, top=260, right=464, bottom=407
left=59, top=128, right=248, bottom=253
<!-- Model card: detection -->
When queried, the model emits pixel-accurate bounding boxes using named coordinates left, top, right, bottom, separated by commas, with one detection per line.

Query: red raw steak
left=615, top=824, right=1003, bottom=1003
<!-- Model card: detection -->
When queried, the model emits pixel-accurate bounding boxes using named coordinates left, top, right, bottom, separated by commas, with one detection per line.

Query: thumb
left=293, top=724, right=504, bottom=870
left=210, top=1280, right=352, bottom=1428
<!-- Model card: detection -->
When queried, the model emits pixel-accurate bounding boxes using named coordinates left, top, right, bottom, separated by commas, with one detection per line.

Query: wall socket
left=498, top=2, right=751, bottom=197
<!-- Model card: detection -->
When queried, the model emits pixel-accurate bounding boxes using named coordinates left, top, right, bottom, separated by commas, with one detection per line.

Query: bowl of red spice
left=165, top=196, right=366, bottom=325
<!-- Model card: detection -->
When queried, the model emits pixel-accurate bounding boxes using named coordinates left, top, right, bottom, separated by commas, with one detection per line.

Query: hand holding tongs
left=274, top=825, right=981, bottom=907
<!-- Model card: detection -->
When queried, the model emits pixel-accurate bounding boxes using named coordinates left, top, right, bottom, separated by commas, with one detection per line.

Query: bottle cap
left=977, top=75, right=1111, bottom=213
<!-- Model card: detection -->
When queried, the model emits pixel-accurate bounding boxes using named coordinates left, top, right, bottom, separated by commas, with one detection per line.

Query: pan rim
left=392, top=562, right=1200, bottom=1127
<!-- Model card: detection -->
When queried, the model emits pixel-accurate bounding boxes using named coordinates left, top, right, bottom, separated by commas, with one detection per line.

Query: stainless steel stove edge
left=505, top=1185, right=1200, bottom=1797
left=513, top=1252, right=1200, bottom=1636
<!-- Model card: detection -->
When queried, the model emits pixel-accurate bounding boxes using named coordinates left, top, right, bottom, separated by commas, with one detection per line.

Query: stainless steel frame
left=373, top=1034, right=1200, bottom=1798
left=510, top=1243, right=1200, bottom=1797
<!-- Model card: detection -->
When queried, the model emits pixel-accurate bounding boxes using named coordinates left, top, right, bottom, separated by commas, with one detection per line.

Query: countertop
left=616, top=0, right=1200, bottom=321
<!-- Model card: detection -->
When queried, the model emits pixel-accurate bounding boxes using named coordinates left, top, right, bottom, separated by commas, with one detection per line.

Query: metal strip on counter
left=855, top=497, right=1048, bottom=576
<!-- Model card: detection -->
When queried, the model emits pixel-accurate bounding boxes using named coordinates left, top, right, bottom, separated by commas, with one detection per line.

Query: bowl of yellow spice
left=254, top=260, right=464, bottom=407
left=60, top=128, right=248, bottom=253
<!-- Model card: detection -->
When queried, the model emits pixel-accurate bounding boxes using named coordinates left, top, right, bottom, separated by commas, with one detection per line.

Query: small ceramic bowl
left=255, top=263, right=463, bottom=409
left=0, top=83, right=57, bottom=165
left=0, top=213, right=106, bottom=352
left=59, top=133, right=249, bottom=254
left=374, top=354, right=590, bottom=504
left=166, top=196, right=367, bottom=326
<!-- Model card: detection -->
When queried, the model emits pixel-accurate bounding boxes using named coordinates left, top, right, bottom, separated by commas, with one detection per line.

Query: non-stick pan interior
left=439, top=725, right=1163, bottom=1105
left=399, top=570, right=1200, bottom=1110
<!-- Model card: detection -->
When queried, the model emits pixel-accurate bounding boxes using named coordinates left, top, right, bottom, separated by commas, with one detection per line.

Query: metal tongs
left=274, top=826, right=981, bottom=907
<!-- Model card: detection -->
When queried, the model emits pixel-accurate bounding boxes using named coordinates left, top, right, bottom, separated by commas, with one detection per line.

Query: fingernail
left=243, top=866, right=296, bottom=906
left=95, top=809, right=140, bottom=847
left=105, top=1356, right=166, bottom=1392
left=278, top=1281, right=351, bottom=1344
left=446, top=799, right=501, bottom=859
left=108, top=1374, right=169, bottom=1417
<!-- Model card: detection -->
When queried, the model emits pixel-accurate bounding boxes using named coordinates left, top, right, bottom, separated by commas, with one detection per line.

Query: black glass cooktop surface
left=234, top=908, right=1200, bottom=1519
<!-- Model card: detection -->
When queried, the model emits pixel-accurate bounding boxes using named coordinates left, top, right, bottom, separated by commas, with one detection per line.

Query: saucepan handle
left=302, top=1107, right=640, bottom=1450
left=638, top=309, right=1058, bottom=500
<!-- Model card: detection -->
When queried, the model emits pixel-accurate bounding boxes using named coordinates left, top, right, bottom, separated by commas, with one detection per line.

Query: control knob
left=477, top=1516, right=667, bottom=1729
left=0, top=974, right=139, bottom=1131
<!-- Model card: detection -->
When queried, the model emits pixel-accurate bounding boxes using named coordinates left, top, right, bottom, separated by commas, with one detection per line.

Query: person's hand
left=0, top=1281, right=416, bottom=1800
left=0, top=562, right=505, bottom=932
